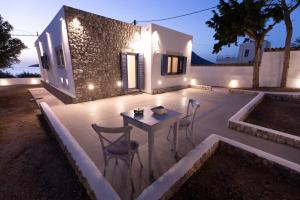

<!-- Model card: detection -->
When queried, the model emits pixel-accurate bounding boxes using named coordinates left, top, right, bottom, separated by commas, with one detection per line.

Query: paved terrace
left=30, top=88, right=300, bottom=200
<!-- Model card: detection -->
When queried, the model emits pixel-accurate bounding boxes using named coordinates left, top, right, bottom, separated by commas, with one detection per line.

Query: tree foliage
left=206, top=0, right=282, bottom=87
left=0, top=15, right=26, bottom=69
left=292, top=36, right=300, bottom=48
left=206, top=0, right=282, bottom=54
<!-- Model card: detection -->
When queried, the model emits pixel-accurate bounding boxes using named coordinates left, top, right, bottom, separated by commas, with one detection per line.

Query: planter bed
left=228, top=93, right=300, bottom=148
left=136, top=135, right=300, bottom=200
left=171, top=142, right=300, bottom=200
left=245, top=94, right=300, bottom=137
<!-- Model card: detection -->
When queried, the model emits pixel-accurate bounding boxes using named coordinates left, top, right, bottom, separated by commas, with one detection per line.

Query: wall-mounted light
left=158, top=80, right=162, bottom=85
left=295, top=79, right=300, bottom=88
left=60, top=77, right=64, bottom=84
left=31, top=79, right=39, bottom=85
left=229, top=79, right=239, bottom=88
left=117, top=81, right=122, bottom=87
left=65, top=78, right=69, bottom=86
left=0, top=79, right=9, bottom=86
left=60, top=17, right=64, bottom=22
left=88, top=83, right=94, bottom=90
left=152, top=31, right=160, bottom=54
left=184, top=77, right=188, bottom=82
left=190, top=79, right=197, bottom=86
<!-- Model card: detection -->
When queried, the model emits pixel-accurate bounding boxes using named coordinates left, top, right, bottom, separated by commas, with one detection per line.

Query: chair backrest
left=91, top=124, right=133, bottom=155
left=186, top=99, right=200, bottom=125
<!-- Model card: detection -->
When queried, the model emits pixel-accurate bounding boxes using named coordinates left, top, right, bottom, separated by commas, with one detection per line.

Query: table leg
left=173, top=121, right=179, bottom=159
left=123, top=117, right=129, bottom=126
left=148, top=130, right=154, bottom=180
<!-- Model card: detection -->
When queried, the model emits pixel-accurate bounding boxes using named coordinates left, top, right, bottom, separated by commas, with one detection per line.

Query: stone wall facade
left=64, top=6, right=141, bottom=103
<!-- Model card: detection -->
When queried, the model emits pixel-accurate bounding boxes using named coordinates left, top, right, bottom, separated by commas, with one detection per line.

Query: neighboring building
left=216, top=40, right=271, bottom=64
left=35, top=6, right=192, bottom=103
left=191, top=51, right=214, bottom=65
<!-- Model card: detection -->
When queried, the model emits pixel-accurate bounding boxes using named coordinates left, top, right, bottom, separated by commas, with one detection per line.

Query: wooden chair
left=91, top=124, right=143, bottom=179
left=167, top=99, right=200, bottom=142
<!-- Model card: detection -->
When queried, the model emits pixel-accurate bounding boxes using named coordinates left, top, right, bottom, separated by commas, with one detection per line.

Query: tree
left=279, top=0, right=300, bottom=87
left=206, top=0, right=282, bottom=87
left=292, top=36, right=300, bottom=48
left=0, top=15, right=26, bottom=69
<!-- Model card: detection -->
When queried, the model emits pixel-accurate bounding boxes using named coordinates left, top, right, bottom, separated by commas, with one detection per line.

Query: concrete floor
left=30, top=87, right=300, bottom=200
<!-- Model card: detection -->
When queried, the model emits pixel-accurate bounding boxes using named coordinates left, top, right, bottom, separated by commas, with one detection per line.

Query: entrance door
left=127, top=55, right=137, bottom=89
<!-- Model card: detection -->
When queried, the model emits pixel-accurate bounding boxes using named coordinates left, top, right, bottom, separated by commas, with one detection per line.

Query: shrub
left=0, top=70, right=15, bottom=78
left=17, top=72, right=41, bottom=78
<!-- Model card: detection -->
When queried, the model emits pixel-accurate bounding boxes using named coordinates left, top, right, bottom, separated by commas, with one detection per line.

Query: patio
left=30, top=87, right=300, bottom=200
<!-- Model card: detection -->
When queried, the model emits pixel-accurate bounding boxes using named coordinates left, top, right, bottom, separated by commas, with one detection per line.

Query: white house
left=35, top=6, right=192, bottom=103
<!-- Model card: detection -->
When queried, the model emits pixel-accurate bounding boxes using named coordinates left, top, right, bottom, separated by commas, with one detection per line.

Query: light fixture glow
left=184, top=77, right=188, bottom=82
left=65, top=78, right=69, bottom=86
left=190, top=79, right=197, bottom=86
left=229, top=79, right=239, bottom=88
left=295, top=79, right=300, bottom=88
left=0, top=79, right=9, bottom=86
left=31, top=79, right=39, bottom=85
left=158, top=80, right=162, bottom=85
left=60, top=77, right=64, bottom=84
left=88, top=84, right=94, bottom=90
left=117, top=81, right=122, bottom=87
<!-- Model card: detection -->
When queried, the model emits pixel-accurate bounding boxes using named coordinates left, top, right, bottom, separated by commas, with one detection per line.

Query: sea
left=1, top=66, right=41, bottom=76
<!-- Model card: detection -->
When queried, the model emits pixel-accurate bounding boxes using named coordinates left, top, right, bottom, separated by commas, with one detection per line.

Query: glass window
left=172, top=57, right=178, bottom=73
left=167, top=57, right=172, bottom=73
left=55, top=45, right=65, bottom=67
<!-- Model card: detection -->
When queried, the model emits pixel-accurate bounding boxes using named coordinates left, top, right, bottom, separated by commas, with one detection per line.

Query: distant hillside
left=191, top=52, right=214, bottom=65
left=28, top=64, right=39, bottom=68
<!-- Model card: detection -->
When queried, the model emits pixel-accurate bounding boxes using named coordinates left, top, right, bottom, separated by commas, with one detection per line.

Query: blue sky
left=1, top=0, right=299, bottom=67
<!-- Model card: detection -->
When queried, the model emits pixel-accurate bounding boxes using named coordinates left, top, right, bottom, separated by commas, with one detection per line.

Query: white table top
left=120, top=106, right=181, bottom=130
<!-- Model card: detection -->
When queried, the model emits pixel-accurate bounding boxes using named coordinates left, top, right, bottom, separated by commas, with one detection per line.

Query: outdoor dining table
left=120, top=106, right=182, bottom=180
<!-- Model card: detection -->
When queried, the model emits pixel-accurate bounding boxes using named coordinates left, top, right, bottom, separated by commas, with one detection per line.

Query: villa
left=35, top=6, right=192, bottom=103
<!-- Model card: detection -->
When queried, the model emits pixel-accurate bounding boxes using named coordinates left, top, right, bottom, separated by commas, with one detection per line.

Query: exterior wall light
left=190, top=79, right=197, bottom=86
left=296, top=79, right=300, bottom=88
left=60, top=77, right=64, bottom=84
left=158, top=80, right=162, bottom=85
left=0, top=79, right=9, bottom=86
left=184, top=77, right=188, bottom=82
left=229, top=79, right=239, bottom=88
left=88, top=83, right=94, bottom=90
left=31, top=79, right=39, bottom=85
left=65, top=78, right=69, bottom=86
left=117, top=81, right=122, bottom=87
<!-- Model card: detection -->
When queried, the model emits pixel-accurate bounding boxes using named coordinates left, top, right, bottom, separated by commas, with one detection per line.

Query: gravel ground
left=0, top=85, right=90, bottom=200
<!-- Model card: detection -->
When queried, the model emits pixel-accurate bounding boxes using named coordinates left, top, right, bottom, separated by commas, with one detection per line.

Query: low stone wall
left=151, top=85, right=190, bottom=94
left=137, top=134, right=300, bottom=200
left=228, top=92, right=300, bottom=149
left=40, top=102, right=120, bottom=200
left=42, top=80, right=75, bottom=104
left=0, top=78, right=40, bottom=86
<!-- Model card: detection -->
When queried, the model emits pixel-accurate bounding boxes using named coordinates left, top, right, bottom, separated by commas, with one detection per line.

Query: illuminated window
left=55, top=45, right=65, bottom=67
left=163, top=55, right=187, bottom=75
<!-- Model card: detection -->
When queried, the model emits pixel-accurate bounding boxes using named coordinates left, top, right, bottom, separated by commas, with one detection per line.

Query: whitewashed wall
left=260, top=50, right=300, bottom=88
left=190, top=66, right=253, bottom=88
left=141, top=23, right=192, bottom=93
left=34, top=7, right=76, bottom=97
left=0, top=78, right=41, bottom=86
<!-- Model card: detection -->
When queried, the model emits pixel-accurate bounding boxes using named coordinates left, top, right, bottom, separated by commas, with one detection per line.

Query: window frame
left=55, top=45, right=65, bottom=68
left=244, top=49, right=250, bottom=57
left=166, top=55, right=183, bottom=75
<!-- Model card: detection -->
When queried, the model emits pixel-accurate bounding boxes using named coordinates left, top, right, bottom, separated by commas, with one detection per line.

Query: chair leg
left=167, top=126, right=172, bottom=141
left=136, top=150, right=143, bottom=168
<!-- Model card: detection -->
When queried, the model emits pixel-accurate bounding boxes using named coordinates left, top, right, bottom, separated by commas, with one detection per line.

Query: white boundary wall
left=260, top=50, right=300, bottom=87
left=0, top=78, right=41, bottom=86
left=190, top=66, right=253, bottom=88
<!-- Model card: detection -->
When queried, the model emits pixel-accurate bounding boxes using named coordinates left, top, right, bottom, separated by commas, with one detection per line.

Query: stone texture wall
left=64, top=6, right=141, bottom=102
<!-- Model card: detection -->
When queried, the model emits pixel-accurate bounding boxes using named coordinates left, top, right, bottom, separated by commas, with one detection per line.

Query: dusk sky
left=1, top=0, right=300, bottom=67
